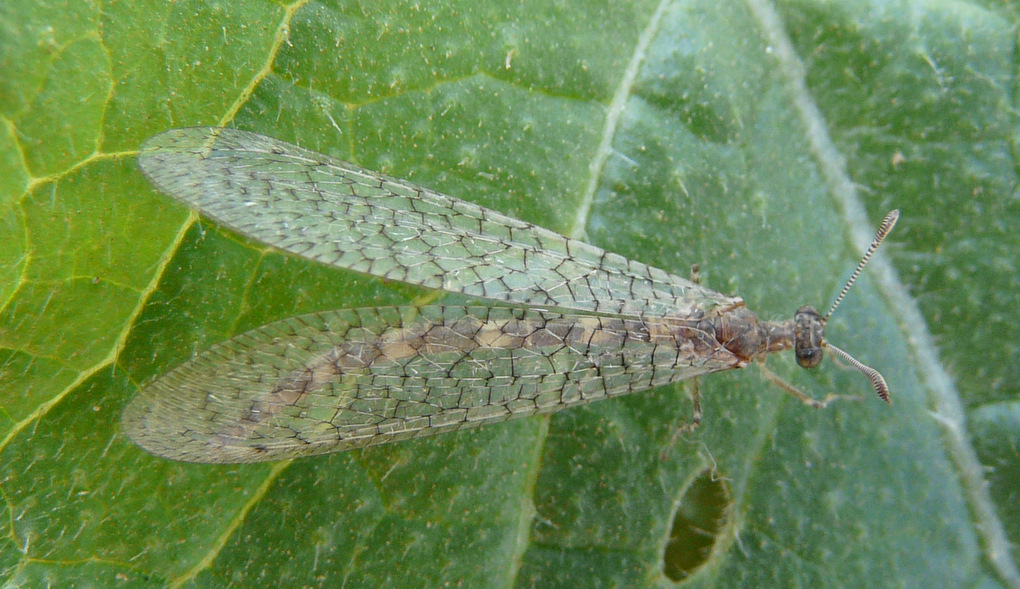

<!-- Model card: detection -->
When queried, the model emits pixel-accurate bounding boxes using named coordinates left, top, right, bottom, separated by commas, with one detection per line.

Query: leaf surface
left=0, top=0, right=1016, bottom=587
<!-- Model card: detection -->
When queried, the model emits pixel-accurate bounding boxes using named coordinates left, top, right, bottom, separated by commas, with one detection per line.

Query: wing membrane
left=138, top=127, right=737, bottom=318
left=122, top=306, right=739, bottom=463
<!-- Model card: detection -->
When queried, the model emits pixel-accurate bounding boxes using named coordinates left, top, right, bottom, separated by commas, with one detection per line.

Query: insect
left=123, top=127, right=898, bottom=464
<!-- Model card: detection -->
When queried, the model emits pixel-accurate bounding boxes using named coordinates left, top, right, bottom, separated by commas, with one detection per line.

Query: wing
left=121, top=306, right=740, bottom=463
left=138, top=127, right=738, bottom=319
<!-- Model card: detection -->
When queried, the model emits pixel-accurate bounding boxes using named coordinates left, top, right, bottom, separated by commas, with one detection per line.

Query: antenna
left=821, top=209, right=899, bottom=403
left=827, top=343, right=891, bottom=403
left=824, top=210, right=899, bottom=321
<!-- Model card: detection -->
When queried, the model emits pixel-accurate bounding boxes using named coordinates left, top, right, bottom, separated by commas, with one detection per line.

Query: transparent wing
left=138, top=127, right=738, bottom=319
left=122, top=306, right=740, bottom=463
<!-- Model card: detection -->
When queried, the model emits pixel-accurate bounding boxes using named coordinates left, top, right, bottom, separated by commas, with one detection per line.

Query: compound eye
left=793, top=306, right=825, bottom=369
left=796, top=346, right=823, bottom=368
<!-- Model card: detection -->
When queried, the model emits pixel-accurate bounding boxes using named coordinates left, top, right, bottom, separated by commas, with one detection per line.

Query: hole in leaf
left=662, top=469, right=729, bottom=582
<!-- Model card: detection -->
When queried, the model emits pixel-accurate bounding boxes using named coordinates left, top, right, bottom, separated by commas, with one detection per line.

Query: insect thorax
left=703, top=304, right=826, bottom=368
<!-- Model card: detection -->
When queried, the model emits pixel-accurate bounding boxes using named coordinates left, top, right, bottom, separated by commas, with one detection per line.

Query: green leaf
left=1, top=0, right=1016, bottom=587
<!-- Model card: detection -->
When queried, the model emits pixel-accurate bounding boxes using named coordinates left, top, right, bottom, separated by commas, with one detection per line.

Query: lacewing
left=123, top=127, right=898, bottom=464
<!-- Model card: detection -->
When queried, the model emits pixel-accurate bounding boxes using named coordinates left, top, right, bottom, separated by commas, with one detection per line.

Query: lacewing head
left=793, top=210, right=899, bottom=403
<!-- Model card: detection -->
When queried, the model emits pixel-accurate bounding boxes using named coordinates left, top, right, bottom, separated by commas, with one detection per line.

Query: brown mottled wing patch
left=122, top=306, right=739, bottom=463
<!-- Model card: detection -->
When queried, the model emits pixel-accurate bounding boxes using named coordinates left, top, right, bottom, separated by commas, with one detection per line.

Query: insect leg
left=660, top=378, right=703, bottom=460
left=755, top=361, right=862, bottom=408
